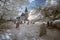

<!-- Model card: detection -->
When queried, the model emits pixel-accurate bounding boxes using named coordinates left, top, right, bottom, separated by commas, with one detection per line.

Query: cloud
left=28, top=0, right=35, bottom=3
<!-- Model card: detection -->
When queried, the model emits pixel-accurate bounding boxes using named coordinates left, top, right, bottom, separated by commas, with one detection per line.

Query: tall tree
left=43, top=0, right=60, bottom=21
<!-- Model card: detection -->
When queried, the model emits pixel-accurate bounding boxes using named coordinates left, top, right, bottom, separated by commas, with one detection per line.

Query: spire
left=25, top=7, right=28, bottom=12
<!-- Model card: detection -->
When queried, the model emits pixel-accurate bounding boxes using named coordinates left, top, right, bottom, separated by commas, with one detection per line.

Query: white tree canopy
left=45, top=0, right=60, bottom=8
left=28, top=9, right=43, bottom=22
left=0, top=0, right=28, bottom=20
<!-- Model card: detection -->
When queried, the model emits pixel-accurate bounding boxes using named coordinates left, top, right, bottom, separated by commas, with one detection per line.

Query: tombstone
left=16, top=22, right=20, bottom=28
left=39, top=23, right=47, bottom=37
left=16, top=17, right=20, bottom=28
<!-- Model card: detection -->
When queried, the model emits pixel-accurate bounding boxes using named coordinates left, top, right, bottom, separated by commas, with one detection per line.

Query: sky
left=28, top=0, right=46, bottom=9
left=22, top=0, right=46, bottom=10
left=18, top=0, right=46, bottom=16
left=17, top=0, right=46, bottom=9
left=28, top=0, right=35, bottom=3
left=20, top=0, right=46, bottom=10
left=18, top=0, right=46, bottom=10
